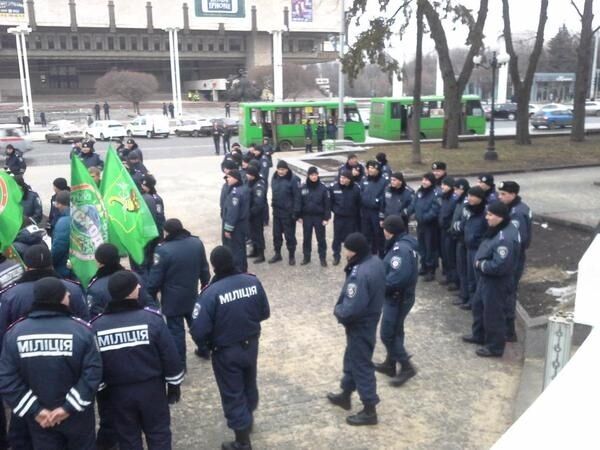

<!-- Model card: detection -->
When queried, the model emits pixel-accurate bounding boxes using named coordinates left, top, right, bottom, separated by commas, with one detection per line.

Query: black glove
left=167, top=384, right=181, bottom=405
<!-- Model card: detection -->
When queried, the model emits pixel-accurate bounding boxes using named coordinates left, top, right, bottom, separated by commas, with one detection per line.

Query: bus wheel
left=420, top=132, right=426, bottom=139
left=468, top=129, right=477, bottom=135
left=279, top=141, right=292, bottom=152
left=343, top=137, right=353, bottom=142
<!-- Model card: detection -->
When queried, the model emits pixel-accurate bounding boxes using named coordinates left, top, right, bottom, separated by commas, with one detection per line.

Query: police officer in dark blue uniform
left=92, top=271, right=184, bottom=450
left=337, top=154, right=365, bottom=184
left=147, top=218, right=211, bottom=369
left=299, top=166, right=331, bottom=267
left=431, top=161, right=447, bottom=187
left=327, top=233, right=385, bottom=426
left=449, top=178, right=470, bottom=300
left=14, top=176, right=43, bottom=224
left=380, top=172, right=414, bottom=229
left=456, top=187, right=487, bottom=310
left=222, top=169, right=250, bottom=273
left=438, top=177, right=458, bottom=287
left=119, top=138, right=144, bottom=163
left=498, top=181, right=532, bottom=342
left=260, top=138, right=274, bottom=168
left=250, top=145, right=270, bottom=185
left=221, top=160, right=238, bottom=219
left=191, top=246, right=270, bottom=450
left=78, top=141, right=104, bottom=169
left=409, top=172, right=441, bottom=281
left=375, top=152, right=392, bottom=181
left=374, top=216, right=419, bottom=387
left=463, top=202, right=520, bottom=357
left=329, top=170, right=361, bottom=266
left=478, top=173, right=498, bottom=203
left=125, top=151, right=147, bottom=190
left=246, top=166, right=267, bottom=264
left=0, top=277, right=102, bottom=450
left=269, top=161, right=301, bottom=265
left=360, top=161, right=387, bottom=257
left=4, top=144, right=26, bottom=175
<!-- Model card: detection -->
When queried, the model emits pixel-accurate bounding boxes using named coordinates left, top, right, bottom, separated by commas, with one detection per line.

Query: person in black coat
left=337, top=154, right=365, bottom=183
left=329, top=170, right=361, bottom=266
left=326, top=117, right=337, bottom=140
left=14, top=176, right=43, bottom=224
left=94, top=102, right=101, bottom=120
left=304, top=120, right=313, bottom=153
left=212, top=122, right=223, bottom=155
left=79, top=141, right=104, bottom=169
left=359, top=161, right=387, bottom=257
left=299, top=166, right=331, bottom=266
left=222, top=170, right=250, bottom=273
left=4, top=144, right=26, bottom=175
left=438, top=177, right=459, bottom=287
left=316, top=121, right=326, bottom=152
left=246, top=166, right=267, bottom=264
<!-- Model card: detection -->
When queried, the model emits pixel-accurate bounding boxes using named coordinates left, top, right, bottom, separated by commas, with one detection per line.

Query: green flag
left=70, top=156, right=109, bottom=287
left=0, top=171, right=23, bottom=252
left=101, top=146, right=158, bottom=264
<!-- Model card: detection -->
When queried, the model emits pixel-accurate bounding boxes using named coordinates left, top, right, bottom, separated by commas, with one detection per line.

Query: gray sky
left=349, top=0, right=600, bottom=61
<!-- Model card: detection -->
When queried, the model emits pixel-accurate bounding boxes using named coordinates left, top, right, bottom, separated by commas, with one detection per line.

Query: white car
left=535, top=103, right=570, bottom=114
left=85, top=120, right=126, bottom=141
left=126, top=115, right=170, bottom=138
left=174, top=118, right=213, bottom=137
left=585, top=101, right=600, bottom=116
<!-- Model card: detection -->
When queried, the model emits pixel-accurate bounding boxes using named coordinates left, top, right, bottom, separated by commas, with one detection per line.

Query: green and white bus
left=369, top=95, right=486, bottom=140
left=238, top=100, right=366, bottom=151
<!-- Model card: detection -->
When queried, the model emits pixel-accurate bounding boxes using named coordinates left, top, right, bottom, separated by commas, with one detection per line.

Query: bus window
left=345, top=108, right=362, bottom=123
left=251, top=109, right=262, bottom=126
left=391, top=102, right=402, bottom=119
left=371, top=102, right=385, bottom=115
left=466, top=99, right=483, bottom=117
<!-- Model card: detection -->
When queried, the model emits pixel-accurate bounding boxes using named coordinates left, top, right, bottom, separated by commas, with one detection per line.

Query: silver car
left=0, top=125, right=33, bottom=153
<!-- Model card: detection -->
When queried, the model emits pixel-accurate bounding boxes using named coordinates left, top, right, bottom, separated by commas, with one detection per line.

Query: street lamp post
left=474, top=51, right=509, bottom=161
left=337, top=0, right=345, bottom=140
left=8, top=25, right=34, bottom=125
left=165, top=27, right=182, bottom=117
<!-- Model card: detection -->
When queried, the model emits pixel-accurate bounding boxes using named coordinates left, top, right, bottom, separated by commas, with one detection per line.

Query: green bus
left=238, top=100, right=366, bottom=151
left=369, top=95, right=486, bottom=140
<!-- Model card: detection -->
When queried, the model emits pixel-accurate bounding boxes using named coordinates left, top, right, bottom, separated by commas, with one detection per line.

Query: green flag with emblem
left=70, top=155, right=109, bottom=287
left=100, top=146, right=158, bottom=264
left=0, top=171, right=24, bottom=252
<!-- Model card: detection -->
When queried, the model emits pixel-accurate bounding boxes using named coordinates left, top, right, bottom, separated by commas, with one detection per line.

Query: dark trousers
left=317, top=138, right=324, bottom=152
left=505, top=252, right=526, bottom=337
left=109, top=379, right=171, bottom=450
left=213, top=137, right=221, bottom=155
left=249, top=215, right=265, bottom=251
left=27, top=407, right=95, bottom=450
left=104, top=111, right=110, bottom=120
left=212, top=338, right=259, bottom=431
left=472, top=275, right=510, bottom=355
left=340, top=325, right=379, bottom=406
left=417, top=223, right=439, bottom=272
left=94, top=111, right=100, bottom=120
left=223, top=138, right=230, bottom=153
left=305, top=142, right=313, bottom=153
left=380, top=295, right=415, bottom=363
left=0, top=397, right=7, bottom=450
left=223, top=225, right=248, bottom=273
left=272, top=214, right=296, bottom=254
left=466, top=248, right=479, bottom=304
left=8, top=413, right=32, bottom=450
left=332, top=216, right=358, bottom=258
left=456, top=241, right=469, bottom=302
left=96, top=393, right=119, bottom=449
left=166, top=313, right=193, bottom=370
left=302, top=215, right=326, bottom=260
left=440, top=229, right=457, bottom=283
left=360, top=209, right=384, bottom=257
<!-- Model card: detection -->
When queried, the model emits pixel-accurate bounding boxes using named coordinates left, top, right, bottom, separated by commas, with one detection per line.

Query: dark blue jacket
left=92, top=301, right=184, bottom=388
left=300, top=180, right=331, bottom=220
left=410, top=186, right=441, bottom=225
left=450, top=196, right=468, bottom=241
left=380, top=163, right=392, bottom=182
left=4, top=150, right=26, bottom=175
left=147, top=232, right=211, bottom=317
left=475, top=221, right=521, bottom=279
left=190, top=272, right=270, bottom=349
left=316, top=124, right=325, bottom=140
left=334, top=255, right=385, bottom=328
left=261, top=144, right=274, bottom=167
left=329, top=181, right=361, bottom=219
left=86, top=266, right=158, bottom=318
left=359, top=175, right=387, bottom=212
left=143, top=193, right=166, bottom=235
left=271, top=171, right=301, bottom=218
left=326, top=123, right=337, bottom=140
left=337, top=162, right=365, bottom=183
left=256, top=155, right=270, bottom=182
left=51, top=208, right=70, bottom=278
left=383, top=233, right=419, bottom=301
left=248, top=178, right=267, bottom=219
left=484, top=188, right=498, bottom=203
left=220, top=182, right=229, bottom=218
left=21, top=190, right=43, bottom=224
left=222, top=182, right=250, bottom=233
left=438, top=190, right=459, bottom=231
left=461, top=203, right=488, bottom=250
left=508, top=197, right=532, bottom=250
left=381, top=185, right=414, bottom=220
left=0, top=305, right=102, bottom=417
left=79, top=151, right=104, bottom=169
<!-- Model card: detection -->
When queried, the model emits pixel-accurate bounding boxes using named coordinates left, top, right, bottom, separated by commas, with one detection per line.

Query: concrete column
left=183, top=3, right=190, bottom=34
left=272, top=30, right=283, bottom=102
left=69, top=0, right=77, bottom=32
left=26, top=0, right=36, bottom=31
left=146, top=2, right=153, bottom=33
left=108, top=1, right=116, bottom=32
left=251, top=5, right=257, bottom=31
left=497, top=62, right=508, bottom=103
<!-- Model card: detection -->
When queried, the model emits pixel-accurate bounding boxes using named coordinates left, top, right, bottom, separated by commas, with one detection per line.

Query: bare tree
left=571, top=0, right=599, bottom=141
left=411, top=0, right=424, bottom=164
left=502, top=0, right=548, bottom=145
left=95, top=70, right=159, bottom=115
left=247, top=64, right=317, bottom=100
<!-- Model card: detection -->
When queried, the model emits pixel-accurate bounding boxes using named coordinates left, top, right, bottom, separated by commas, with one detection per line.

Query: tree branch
left=571, top=0, right=583, bottom=19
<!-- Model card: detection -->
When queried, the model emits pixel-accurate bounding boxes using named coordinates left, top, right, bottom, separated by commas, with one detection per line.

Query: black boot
left=326, top=390, right=351, bottom=410
left=374, top=356, right=396, bottom=377
left=254, top=251, right=265, bottom=264
left=300, top=255, right=311, bottom=265
left=320, top=258, right=328, bottom=267
left=390, top=359, right=416, bottom=387
left=289, top=252, right=296, bottom=266
left=346, top=404, right=377, bottom=426
left=221, top=427, right=252, bottom=450
left=268, top=252, right=282, bottom=264
left=333, top=255, right=341, bottom=266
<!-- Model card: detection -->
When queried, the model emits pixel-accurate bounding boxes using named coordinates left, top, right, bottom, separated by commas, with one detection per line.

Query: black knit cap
left=498, top=181, right=520, bottom=194
left=383, top=215, right=406, bottom=235
left=487, top=201, right=510, bottom=219
left=277, top=160, right=289, bottom=169
left=164, top=218, right=183, bottom=234
left=82, top=141, right=93, bottom=149
left=431, top=161, right=447, bottom=170
left=222, top=160, right=237, bottom=171
left=307, top=166, right=319, bottom=176
left=344, top=232, right=370, bottom=257
left=53, top=178, right=69, bottom=191
left=468, top=186, right=486, bottom=200
left=142, top=174, right=156, bottom=189
left=455, top=178, right=470, bottom=191
left=126, top=138, right=136, bottom=145
left=391, top=172, right=404, bottom=182
left=108, top=270, right=139, bottom=301
left=33, top=277, right=66, bottom=304
left=228, top=169, right=242, bottom=182
left=210, top=245, right=234, bottom=274
left=376, top=152, right=387, bottom=162
left=442, top=176, right=455, bottom=188
left=340, top=169, right=353, bottom=179
left=246, top=165, right=259, bottom=178
left=95, top=243, right=120, bottom=266
left=24, top=244, right=52, bottom=269
left=422, top=172, right=436, bottom=185
left=478, top=173, right=494, bottom=186
left=366, top=160, right=380, bottom=170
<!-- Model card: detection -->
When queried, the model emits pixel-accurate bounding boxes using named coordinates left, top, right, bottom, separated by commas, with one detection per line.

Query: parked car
left=85, top=120, right=127, bottom=141
left=210, top=117, right=239, bottom=135
left=531, top=109, right=573, bottom=129
left=174, top=118, right=213, bottom=137
left=585, top=101, right=600, bottom=116
left=45, top=121, right=85, bottom=144
left=0, top=124, right=33, bottom=153
left=535, top=103, right=569, bottom=115
left=492, top=103, right=518, bottom=120
left=126, top=115, right=170, bottom=138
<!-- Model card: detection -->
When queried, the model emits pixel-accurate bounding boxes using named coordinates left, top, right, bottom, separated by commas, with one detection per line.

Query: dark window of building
left=285, top=39, right=294, bottom=53
left=218, top=39, right=225, bottom=51
left=49, top=65, right=78, bottom=89
left=71, top=36, right=79, bottom=49
left=165, top=39, right=169, bottom=51
left=229, top=38, right=242, bottom=52
left=297, top=39, right=314, bottom=52
left=96, top=37, right=103, bottom=50
left=143, top=37, right=149, bottom=50
left=178, top=40, right=182, bottom=51
left=107, top=36, right=114, bottom=50
left=1, top=34, right=15, bottom=49
left=59, top=35, right=67, bottom=50
left=48, top=37, right=55, bottom=50
left=208, top=41, right=214, bottom=51
left=119, top=36, right=126, bottom=50
left=197, top=39, right=203, bottom=51
left=83, top=36, right=91, bottom=50
left=131, top=37, right=138, bottom=51
left=187, top=40, right=193, bottom=51
left=154, top=39, right=160, bottom=51
left=33, top=35, right=42, bottom=50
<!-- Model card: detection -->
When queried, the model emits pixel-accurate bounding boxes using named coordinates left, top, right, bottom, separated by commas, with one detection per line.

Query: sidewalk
left=26, top=156, right=523, bottom=449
